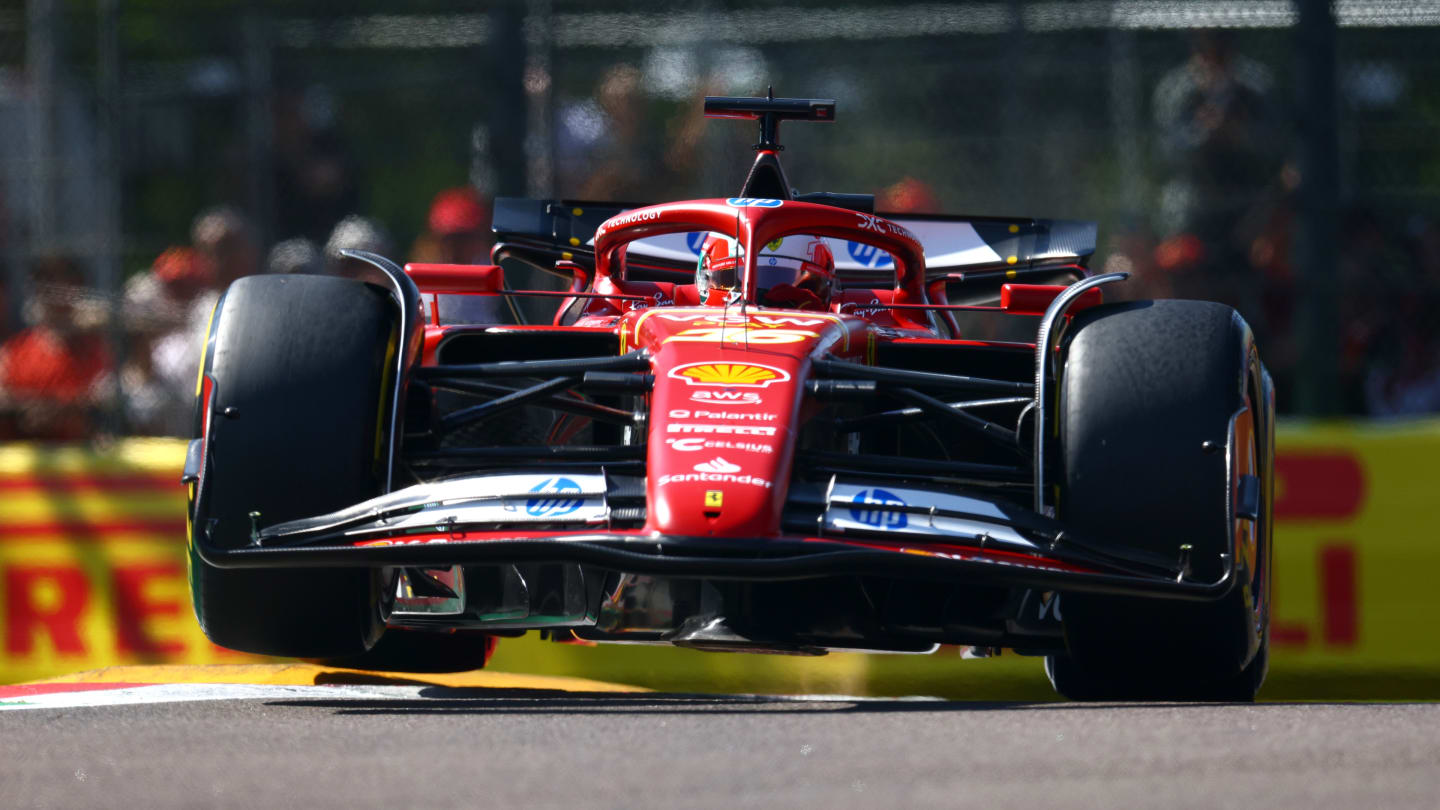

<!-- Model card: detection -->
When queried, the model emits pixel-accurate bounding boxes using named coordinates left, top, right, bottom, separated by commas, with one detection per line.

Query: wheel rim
left=1232, top=386, right=1266, bottom=641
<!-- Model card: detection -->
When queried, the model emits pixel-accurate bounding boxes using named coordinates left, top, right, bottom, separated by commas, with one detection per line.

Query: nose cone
left=649, top=355, right=799, bottom=537
left=631, top=308, right=846, bottom=538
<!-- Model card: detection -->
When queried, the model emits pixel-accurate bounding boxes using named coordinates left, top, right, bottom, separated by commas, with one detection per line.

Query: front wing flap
left=191, top=473, right=1238, bottom=603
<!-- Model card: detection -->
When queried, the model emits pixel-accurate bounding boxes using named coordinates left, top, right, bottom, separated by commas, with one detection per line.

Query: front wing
left=190, top=472, right=1238, bottom=604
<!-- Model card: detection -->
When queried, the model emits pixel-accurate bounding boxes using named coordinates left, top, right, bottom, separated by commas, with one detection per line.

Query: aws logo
left=690, top=390, right=763, bottom=406
left=668, top=362, right=792, bottom=388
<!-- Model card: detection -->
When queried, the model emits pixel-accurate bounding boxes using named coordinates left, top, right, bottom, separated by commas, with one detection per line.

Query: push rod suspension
left=417, top=350, right=650, bottom=380
left=832, top=396, right=1032, bottom=432
left=811, top=358, right=1032, bottom=396
left=891, top=387, right=1022, bottom=454
left=426, top=378, right=634, bottom=425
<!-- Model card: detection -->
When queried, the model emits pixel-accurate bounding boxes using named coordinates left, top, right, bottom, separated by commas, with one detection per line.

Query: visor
left=755, top=260, right=806, bottom=297
left=704, top=257, right=740, bottom=290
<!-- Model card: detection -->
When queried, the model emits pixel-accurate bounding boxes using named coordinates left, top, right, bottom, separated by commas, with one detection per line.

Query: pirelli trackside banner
left=0, top=441, right=261, bottom=683
left=1, top=426, right=1439, bottom=695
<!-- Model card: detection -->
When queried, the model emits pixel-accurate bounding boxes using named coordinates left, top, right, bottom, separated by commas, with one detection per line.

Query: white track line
left=0, top=683, right=428, bottom=711
left=0, top=682, right=947, bottom=712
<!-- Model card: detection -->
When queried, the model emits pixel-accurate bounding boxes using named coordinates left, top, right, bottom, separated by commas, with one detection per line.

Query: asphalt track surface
left=5, top=678, right=1440, bottom=810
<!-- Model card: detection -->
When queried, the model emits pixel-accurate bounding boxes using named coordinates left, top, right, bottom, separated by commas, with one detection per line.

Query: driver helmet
left=695, top=233, right=741, bottom=304
left=695, top=233, right=835, bottom=310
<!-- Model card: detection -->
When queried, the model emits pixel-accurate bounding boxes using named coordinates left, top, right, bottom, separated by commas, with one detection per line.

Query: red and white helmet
left=695, top=233, right=835, bottom=310
left=695, top=233, right=742, bottom=303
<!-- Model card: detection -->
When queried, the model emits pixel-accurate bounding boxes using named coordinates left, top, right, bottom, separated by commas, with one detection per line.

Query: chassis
left=185, top=96, right=1274, bottom=700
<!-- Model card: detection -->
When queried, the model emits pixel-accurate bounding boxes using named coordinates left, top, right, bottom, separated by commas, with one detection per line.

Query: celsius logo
left=693, top=457, right=741, bottom=473
left=725, top=197, right=783, bottom=208
left=847, top=241, right=894, bottom=268
left=665, top=437, right=773, bottom=454
left=849, top=488, right=908, bottom=529
left=525, top=477, right=584, bottom=518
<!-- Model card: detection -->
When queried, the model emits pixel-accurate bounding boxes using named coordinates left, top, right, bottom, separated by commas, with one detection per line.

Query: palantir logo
left=849, top=488, right=908, bottom=529
left=525, top=477, right=585, bottom=518
left=846, top=241, right=894, bottom=268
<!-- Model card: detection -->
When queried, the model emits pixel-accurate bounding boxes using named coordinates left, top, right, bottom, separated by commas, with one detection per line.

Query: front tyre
left=1045, top=300, right=1273, bottom=701
left=188, top=274, right=398, bottom=658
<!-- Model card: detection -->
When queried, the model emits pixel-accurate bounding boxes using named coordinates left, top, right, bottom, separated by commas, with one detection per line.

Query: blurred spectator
left=1152, top=30, right=1286, bottom=370
left=126, top=245, right=216, bottom=318
left=271, top=83, right=360, bottom=243
left=555, top=63, right=713, bottom=202
left=1334, top=207, right=1433, bottom=416
left=0, top=257, right=110, bottom=440
left=1364, top=328, right=1440, bottom=416
left=119, top=208, right=262, bottom=436
left=877, top=176, right=941, bottom=214
left=127, top=246, right=215, bottom=436
left=1412, top=216, right=1440, bottom=284
left=0, top=269, right=12, bottom=344
left=410, top=187, right=503, bottom=325
left=267, top=238, right=322, bottom=275
left=1101, top=226, right=1168, bottom=301
left=192, top=206, right=260, bottom=290
left=559, top=65, right=650, bottom=200
left=324, top=214, right=393, bottom=285
left=426, top=187, right=493, bottom=265
left=1153, top=31, right=1285, bottom=241
left=1359, top=214, right=1440, bottom=412
left=115, top=266, right=182, bottom=436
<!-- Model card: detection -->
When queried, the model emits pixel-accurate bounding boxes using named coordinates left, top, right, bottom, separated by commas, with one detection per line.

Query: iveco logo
left=525, top=477, right=584, bottom=517
left=849, top=488, right=908, bottom=529
left=847, top=241, right=893, bottom=268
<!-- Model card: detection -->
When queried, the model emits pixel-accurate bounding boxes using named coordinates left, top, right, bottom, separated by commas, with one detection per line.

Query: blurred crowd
left=0, top=185, right=494, bottom=441
left=1102, top=32, right=1440, bottom=416
left=3, top=36, right=1440, bottom=444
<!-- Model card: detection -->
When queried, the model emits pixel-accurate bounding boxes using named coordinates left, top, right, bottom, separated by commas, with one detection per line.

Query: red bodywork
left=399, top=198, right=1091, bottom=562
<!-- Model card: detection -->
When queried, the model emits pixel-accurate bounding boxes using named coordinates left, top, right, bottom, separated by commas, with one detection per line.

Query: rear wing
left=491, top=197, right=1096, bottom=284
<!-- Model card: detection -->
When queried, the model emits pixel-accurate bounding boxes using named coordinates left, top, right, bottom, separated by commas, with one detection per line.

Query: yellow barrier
left=2, top=425, right=1437, bottom=698
left=0, top=441, right=257, bottom=684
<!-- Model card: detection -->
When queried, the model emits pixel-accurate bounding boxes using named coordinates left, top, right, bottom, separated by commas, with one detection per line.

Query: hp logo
left=849, top=488, right=908, bottom=529
left=525, top=477, right=585, bottom=518
left=847, top=241, right=894, bottom=268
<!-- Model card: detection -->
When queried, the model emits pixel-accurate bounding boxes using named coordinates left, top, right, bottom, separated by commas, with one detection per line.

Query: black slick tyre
left=1045, top=299, right=1272, bottom=701
left=188, top=274, right=397, bottom=658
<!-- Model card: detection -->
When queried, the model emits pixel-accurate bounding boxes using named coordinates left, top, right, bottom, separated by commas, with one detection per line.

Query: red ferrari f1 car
left=185, top=96, right=1274, bottom=700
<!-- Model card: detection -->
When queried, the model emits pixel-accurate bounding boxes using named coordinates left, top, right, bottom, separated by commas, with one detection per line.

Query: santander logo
left=693, top=457, right=741, bottom=473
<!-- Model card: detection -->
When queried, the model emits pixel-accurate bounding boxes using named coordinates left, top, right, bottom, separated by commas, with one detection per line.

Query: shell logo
left=669, top=362, right=792, bottom=388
